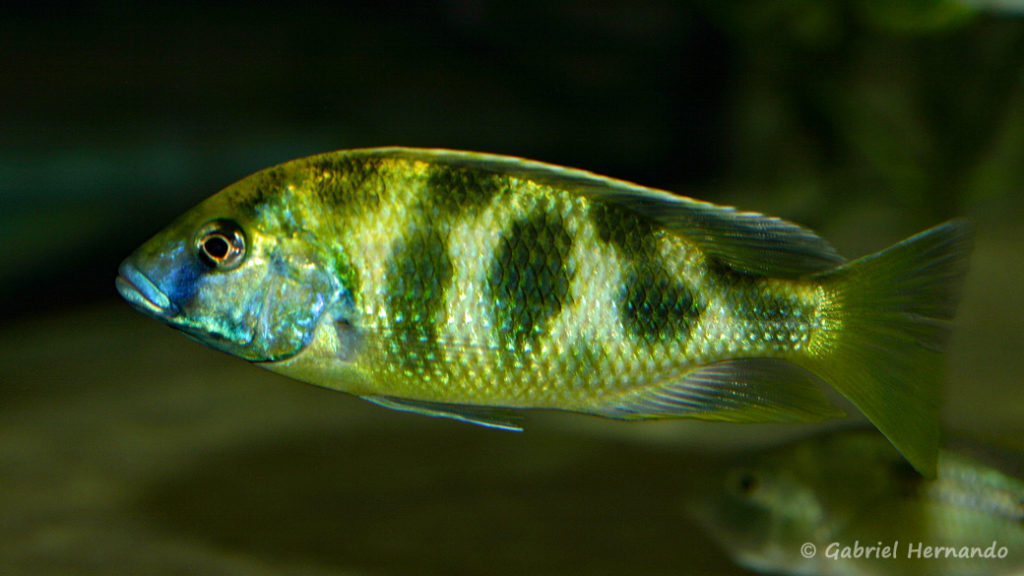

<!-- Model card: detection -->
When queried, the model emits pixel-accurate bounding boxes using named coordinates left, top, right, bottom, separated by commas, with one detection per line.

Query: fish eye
left=195, top=219, right=246, bottom=270
left=728, top=468, right=762, bottom=498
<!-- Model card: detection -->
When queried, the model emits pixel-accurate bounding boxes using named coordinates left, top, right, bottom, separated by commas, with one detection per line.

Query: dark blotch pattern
left=591, top=199, right=705, bottom=345
left=706, top=259, right=815, bottom=351
left=490, top=207, right=574, bottom=351
left=621, top=264, right=704, bottom=345
left=713, top=263, right=810, bottom=342
left=308, top=156, right=384, bottom=213
left=733, top=289, right=813, bottom=348
left=426, top=165, right=504, bottom=216
left=589, top=200, right=658, bottom=259
left=383, top=228, right=453, bottom=373
left=233, top=167, right=289, bottom=219
left=708, top=258, right=768, bottom=284
left=752, top=294, right=801, bottom=325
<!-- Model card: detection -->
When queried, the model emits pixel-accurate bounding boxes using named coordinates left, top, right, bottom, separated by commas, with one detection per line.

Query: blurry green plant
left=698, top=0, right=1024, bottom=234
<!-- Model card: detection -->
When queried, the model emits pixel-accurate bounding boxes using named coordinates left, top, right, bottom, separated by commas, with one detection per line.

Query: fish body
left=116, top=148, right=971, bottom=474
left=688, top=428, right=1024, bottom=576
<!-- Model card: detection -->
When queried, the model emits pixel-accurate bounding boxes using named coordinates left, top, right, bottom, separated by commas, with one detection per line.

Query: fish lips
left=116, top=260, right=180, bottom=319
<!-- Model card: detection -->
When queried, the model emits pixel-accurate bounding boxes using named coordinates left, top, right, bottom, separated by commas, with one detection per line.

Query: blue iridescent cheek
left=164, top=258, right=202, bottom=308
left=138, top=240, right=203, bottom=312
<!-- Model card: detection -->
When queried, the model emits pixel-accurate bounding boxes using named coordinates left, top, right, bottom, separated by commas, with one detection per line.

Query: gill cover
left=221, top=234, right=346, bottom=362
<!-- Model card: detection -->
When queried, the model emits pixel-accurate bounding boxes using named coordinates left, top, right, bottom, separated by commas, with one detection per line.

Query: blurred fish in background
left=688, top=427, right=1024, bottom=576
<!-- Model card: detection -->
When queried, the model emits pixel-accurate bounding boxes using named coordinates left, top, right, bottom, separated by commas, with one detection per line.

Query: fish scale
left=116, top=147, right=972, bottom=475
left=340, top=161, right=803, bottom=408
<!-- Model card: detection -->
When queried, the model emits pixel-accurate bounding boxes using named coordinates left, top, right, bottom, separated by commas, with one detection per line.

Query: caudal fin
left=805, top=220, right=973, bottom=477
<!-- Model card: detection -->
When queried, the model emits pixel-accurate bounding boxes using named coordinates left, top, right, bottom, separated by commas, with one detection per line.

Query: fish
left=686, top=428, right=1024, bottom=576
left=115, top=147, right=972, bottom=475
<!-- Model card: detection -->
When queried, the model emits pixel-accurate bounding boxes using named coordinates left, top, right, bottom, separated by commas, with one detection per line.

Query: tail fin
left=804, top=220, right=973, bottom=477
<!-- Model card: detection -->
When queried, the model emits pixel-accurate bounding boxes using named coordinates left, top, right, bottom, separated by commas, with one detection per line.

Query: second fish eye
left=728, top=468, right=762, bottom=498
left=195, top=220, right=246, bottom=270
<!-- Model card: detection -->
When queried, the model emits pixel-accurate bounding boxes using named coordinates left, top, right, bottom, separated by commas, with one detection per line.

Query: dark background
left=2, top=1, right=1023, bottom=574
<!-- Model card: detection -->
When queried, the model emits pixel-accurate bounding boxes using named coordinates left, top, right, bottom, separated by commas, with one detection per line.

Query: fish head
left=116, top=175, right=350, bottom=363
left=686, top=451, right=827, bottom=573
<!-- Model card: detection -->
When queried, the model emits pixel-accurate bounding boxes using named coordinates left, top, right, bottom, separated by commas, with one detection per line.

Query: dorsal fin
left=584, top=190, right=846, bottom=277
left=344, top=147, right=846, bottom=278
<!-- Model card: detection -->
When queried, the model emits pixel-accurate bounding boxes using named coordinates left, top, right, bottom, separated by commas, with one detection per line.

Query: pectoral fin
left=363, top=396, right=524, bottom=431
left=593, top=358, right=845, bottom=423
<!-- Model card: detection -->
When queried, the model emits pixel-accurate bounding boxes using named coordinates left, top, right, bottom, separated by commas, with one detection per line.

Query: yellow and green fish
left=116, top=148, right=971, bottom=475
left=687, top=428, right=1024, bottom=576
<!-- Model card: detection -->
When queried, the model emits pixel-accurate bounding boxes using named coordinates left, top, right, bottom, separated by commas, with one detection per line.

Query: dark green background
left=3, top=1, right=1023, bottom=574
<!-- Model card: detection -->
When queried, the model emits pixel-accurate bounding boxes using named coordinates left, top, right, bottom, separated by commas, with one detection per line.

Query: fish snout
left=116, top=260, right=179, bottom=318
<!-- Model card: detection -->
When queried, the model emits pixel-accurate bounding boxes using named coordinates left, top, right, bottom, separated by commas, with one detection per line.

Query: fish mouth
left=116, top=260, right=179, bottom=318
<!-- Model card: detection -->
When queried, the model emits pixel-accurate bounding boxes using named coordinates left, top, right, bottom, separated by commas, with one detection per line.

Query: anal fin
left=594, top=358, right=845, bottom=423
left=363, top=396, right=524, bottom=431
